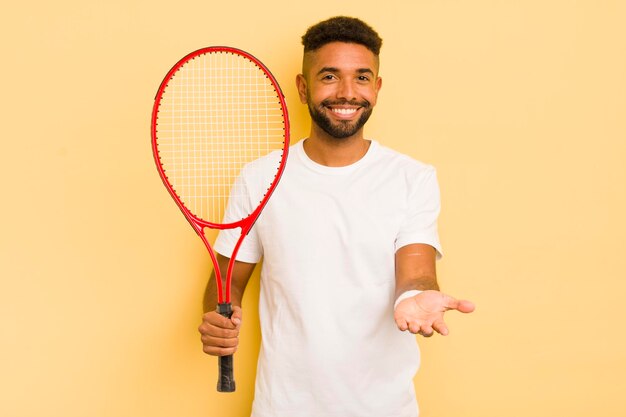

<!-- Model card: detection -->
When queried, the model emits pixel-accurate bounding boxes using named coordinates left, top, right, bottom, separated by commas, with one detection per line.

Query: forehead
left=303, top=42, right=379, bottom=75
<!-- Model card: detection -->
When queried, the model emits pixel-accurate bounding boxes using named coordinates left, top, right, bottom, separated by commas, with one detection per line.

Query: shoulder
left=373, top=142, right=437, bottom=179
left=241, top=149, right=285, bottom=175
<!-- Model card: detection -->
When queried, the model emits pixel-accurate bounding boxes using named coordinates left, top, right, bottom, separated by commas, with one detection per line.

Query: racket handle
left=216, top=302, right=236, bottom=392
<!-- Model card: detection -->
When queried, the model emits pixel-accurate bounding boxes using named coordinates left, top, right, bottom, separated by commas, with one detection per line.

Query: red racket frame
left=151, top=46, right=290, bottom=305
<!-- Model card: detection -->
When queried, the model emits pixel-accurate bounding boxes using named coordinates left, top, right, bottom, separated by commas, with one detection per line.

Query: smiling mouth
left=322, top=99, right=368, bottom=111
left=330, top=107, right=359, bottom=115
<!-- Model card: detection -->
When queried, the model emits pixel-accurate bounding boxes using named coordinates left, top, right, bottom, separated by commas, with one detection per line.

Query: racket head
left=151, top=46, right=290, bottom=232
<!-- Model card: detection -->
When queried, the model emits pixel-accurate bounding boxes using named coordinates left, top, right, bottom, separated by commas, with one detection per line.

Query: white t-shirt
left=215, top=139, right=442, bottom=417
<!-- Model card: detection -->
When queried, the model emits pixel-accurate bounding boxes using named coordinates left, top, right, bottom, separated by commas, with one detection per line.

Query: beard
left=307, top=98, right=374, bottom=139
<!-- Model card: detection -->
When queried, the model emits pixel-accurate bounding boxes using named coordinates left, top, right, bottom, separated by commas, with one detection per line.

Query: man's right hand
left=198, top=306, right=242, bottom=356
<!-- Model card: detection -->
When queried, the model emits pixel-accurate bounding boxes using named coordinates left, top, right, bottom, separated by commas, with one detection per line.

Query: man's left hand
left=394, top=290, right=475, bottom=337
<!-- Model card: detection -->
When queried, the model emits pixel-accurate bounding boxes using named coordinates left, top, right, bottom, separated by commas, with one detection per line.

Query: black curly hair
left=301, top=16, right=382, bottom=56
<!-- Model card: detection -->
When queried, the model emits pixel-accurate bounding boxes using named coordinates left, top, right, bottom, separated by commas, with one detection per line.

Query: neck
left=303, top=126, right=371, bottom=167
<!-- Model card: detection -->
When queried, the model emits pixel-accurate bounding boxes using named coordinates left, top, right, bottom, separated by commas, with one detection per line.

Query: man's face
left=297, top=42, right=382, bottom=139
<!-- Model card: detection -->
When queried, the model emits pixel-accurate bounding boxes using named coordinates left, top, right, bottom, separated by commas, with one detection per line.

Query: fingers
left=200, top=333, right=239, bottom=356
left=394, top=315, right=440, bottom=337
left=230, top=306, right=243, bottom=327
left=395, top=317, right=409, bottom=332
left=198, top=310, right=242, bottom=356
left=395, top=312, right=419, bottom=334
left=431, top=319, right=449, bottom=336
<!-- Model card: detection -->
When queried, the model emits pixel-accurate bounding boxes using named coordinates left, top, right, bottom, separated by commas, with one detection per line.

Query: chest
left=255, top=166, right=409, bottom=259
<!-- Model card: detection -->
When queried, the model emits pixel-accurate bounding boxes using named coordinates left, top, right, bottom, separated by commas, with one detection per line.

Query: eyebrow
left=317, top=67, right=375, bottom=76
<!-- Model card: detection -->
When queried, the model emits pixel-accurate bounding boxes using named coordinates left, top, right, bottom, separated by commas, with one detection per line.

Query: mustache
left=321, top=99, right=371, bottom=108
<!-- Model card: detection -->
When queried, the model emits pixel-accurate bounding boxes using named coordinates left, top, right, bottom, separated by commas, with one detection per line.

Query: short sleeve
left=213, top=174, right=263, bottom=264
left=394, top=166, right=443, bottom=258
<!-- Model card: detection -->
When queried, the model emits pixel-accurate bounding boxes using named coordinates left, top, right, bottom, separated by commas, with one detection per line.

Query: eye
left=321, top=74, right=337, bottom=81
left=357, top=75, right=370, bottom=82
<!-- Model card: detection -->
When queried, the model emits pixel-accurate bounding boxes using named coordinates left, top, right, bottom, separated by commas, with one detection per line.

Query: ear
left=368, top=76, right=382, bottom=106
left=295, top=74, right=308, bottom=104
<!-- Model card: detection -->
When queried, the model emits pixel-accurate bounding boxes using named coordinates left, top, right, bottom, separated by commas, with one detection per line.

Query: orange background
left=1, top=1, right=625, bottom=416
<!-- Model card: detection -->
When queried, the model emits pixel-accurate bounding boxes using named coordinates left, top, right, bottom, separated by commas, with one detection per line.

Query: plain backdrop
left=1, top=1, right=625, bottom=416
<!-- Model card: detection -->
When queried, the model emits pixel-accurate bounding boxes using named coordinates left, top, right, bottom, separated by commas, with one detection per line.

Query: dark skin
left=199, top=254, right=254, bottom=356
left=394, top=244, right=475, bottom=336
left=199, top=42, right=475, bottom=355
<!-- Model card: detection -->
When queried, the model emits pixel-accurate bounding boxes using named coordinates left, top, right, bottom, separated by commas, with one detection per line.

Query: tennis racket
left=151, top=47, right=289, bottom=392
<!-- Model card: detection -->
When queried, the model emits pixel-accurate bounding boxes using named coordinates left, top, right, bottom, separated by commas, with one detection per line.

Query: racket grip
left=216, top=302, right=236, bottom=392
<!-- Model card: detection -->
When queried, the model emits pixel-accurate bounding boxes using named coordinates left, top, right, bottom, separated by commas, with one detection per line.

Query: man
left=199, top=16, right=475, bottom=417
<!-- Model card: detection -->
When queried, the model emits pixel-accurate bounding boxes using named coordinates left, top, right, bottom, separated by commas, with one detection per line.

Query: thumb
left=231, top=306, right=243, bottom=327
left=456, top=299, right=476, bottom=313
left=444, top=296, right=476, bottom=313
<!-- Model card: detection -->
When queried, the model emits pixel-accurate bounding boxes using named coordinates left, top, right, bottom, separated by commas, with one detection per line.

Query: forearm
left=203, top=273, right=220, bottom=313
left=203, top=254, right=255, bottom=312
left=394, top=244, right=439, bottom=299
left=395, top=275, right=439, bottom=297
left=393, top=246, right=475, bottom=336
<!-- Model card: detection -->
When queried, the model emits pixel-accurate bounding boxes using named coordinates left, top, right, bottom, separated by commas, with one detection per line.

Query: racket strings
left=155, top=51, right=285, bottom=224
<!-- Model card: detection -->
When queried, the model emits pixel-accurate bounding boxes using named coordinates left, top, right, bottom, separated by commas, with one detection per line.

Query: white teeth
left=331, top=108, right=357, bottom=115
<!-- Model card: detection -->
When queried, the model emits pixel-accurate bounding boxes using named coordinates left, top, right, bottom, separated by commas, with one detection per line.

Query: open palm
left=394, top=290, right=475, bottom=337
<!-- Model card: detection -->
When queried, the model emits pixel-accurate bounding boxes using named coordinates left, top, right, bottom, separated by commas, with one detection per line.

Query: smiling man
left=298, top=40, right=380, bottom=141
left=296, top=39, right=381, bottom=166
left=199, top=16, right=475, bottom=417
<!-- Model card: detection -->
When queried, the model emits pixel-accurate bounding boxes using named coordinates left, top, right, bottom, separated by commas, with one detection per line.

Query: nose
left=336, top=78, right=356, bottom=101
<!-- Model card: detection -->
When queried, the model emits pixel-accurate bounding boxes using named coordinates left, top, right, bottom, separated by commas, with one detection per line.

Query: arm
left=395, top=243, right=439, bottom=297
left=199, top=253, right=256, bottom=356
left=394, top=243, right=475, bottom=337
